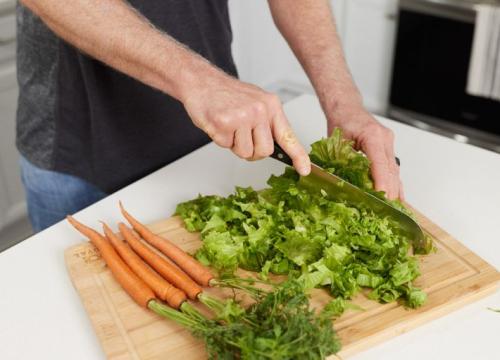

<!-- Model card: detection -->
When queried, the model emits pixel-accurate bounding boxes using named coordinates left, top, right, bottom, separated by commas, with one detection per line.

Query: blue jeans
left=20, top=157, right=107, bottom=232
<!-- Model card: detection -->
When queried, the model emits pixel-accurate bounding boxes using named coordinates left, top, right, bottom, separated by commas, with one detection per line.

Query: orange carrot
left=119, top=202, right=214, bottom=287
left=101, top=222, right=187, bottom=309
left=66, top=216, right=155, bottom=308
left=118, top=222, right=202, bottom=300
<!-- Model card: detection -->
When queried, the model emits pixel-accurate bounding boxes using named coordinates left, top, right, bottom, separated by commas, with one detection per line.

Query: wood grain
left=65, top=208, right=500, bottom=359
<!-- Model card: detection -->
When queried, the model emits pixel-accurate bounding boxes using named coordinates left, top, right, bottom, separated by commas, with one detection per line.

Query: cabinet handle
left=0, top=36, right=16, bottom=45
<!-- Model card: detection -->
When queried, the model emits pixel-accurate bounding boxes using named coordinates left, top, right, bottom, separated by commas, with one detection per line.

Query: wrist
left=314, top=79, right=363, bottom=122
left=322, top=94, right=367, bottom=126
left=154, top=41, right=225, bottom=104
left=173, top=56, right=227, bottom=105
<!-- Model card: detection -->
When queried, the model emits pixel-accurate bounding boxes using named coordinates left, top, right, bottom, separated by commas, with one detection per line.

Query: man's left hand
left=327, top=106, right=403, bottom=201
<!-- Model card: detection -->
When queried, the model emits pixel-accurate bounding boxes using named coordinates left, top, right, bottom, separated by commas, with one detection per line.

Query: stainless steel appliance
left=389, top=0, right=500, bottom=152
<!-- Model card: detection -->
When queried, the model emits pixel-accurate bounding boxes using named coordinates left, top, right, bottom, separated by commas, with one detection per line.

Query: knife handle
left=271, top=143, right=293, bottom=166
left=272, top=143, right=401, bottom=167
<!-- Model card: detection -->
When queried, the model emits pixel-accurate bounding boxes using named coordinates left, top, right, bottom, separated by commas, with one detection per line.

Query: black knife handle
left=271, top=143, right=293, bottom=166
left=272, top=142, right=401, bottom=167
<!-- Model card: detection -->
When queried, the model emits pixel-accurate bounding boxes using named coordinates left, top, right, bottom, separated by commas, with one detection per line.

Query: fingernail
left=299, top=164, right=311, bottom=176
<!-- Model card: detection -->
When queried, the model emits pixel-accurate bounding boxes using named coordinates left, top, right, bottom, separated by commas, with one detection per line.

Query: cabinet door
left=0, top=63, right=24, bottom=229
left=343, top=0, right=398, bottom=114
left=0, top=160, right=8, bottom=229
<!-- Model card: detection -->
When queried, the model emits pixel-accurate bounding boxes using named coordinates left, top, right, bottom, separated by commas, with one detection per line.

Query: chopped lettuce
left=176, top=128, right=433, bottom=311
left=322, top=298, right=365, bottom=319
left=310, top=128, right=373, bottom=190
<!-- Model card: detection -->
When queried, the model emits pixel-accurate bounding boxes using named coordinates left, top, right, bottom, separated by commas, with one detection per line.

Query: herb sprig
left=151, top=279, right=341, bottom=359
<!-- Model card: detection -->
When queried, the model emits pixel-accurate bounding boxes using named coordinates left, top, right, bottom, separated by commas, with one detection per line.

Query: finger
left=399, top=180, right=405, bottom=201
left=272, top=108, right=310, bottom=176
left=232, top=127, right=254, bottom=159
left=362, top=139, right=394, bottom=199
left=212, top=131, right=234, bottom=149
left=383, top=132, right=401, bottom=200
left=250, top=123, right=274, bottom=160
left=383, top=132, right=399, bottom=171
left=383, top=145, right=399, bottom=201
left=384, top=165, right=398, bottom=200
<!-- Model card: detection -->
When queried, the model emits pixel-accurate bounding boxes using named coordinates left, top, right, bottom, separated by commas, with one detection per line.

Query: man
left=17, top=0, right=402, bottom=232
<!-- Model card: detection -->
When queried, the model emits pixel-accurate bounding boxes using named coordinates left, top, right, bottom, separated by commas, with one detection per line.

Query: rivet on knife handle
left=271, top=143, right=293, bottom=166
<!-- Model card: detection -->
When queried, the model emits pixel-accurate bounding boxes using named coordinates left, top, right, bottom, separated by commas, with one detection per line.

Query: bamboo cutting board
left=65, top=208, right=500, bottom=359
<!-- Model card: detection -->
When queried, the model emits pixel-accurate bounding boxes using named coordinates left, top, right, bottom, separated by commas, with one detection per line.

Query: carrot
left=118, top=222, right=202, bottom=300
left=119, top=202, right=214, bottom=287
left=101, top=222, right=187, bottom=309
left=66, top=216, right=155, bottom=308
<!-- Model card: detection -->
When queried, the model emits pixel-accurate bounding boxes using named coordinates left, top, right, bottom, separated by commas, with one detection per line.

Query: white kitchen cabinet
left=343, top=0, right=398, bottom=115
left=0, top=63, right=25, bottom=231
left=0, top=6, right=27, bottom=235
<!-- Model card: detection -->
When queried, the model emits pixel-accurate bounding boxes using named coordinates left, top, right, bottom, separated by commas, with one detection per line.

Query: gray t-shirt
left=16, top=1, right=237, bottom=193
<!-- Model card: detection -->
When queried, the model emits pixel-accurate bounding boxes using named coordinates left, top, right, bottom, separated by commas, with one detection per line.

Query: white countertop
left=1, top=95, right=499, bottom=360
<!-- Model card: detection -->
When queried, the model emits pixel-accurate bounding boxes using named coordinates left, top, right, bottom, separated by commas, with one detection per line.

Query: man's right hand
left=180, top=72, right=311, bottom=176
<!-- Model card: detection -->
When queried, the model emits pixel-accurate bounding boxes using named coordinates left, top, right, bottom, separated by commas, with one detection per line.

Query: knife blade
left=270, top=143, right=429, bottom=253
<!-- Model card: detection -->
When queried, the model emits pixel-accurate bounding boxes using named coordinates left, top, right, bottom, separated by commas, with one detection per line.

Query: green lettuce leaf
left=176, top=128, right=433, bottom=309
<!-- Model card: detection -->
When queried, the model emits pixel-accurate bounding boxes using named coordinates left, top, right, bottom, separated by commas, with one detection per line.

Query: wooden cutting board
left=65, top=208, right=500, bottom=359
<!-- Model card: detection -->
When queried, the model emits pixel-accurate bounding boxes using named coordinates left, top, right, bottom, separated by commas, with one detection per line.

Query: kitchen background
left=1, top=0, right=499, bottom=251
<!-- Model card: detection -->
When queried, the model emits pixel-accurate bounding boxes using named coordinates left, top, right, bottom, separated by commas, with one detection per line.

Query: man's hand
left=327, top=105, right=402, bottom=200
left=180, top=71, right=311, bottom=176
left=268, top=0, right=403, bottom=200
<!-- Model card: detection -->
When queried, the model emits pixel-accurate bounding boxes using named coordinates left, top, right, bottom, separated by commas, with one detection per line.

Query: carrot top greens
left=151, top=279, right=341, bottom=360
left=176, top=129, right=433, bottom=312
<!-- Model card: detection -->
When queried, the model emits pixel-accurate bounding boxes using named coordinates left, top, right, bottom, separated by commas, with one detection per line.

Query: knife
left=270, top=143, right=429, bottom=253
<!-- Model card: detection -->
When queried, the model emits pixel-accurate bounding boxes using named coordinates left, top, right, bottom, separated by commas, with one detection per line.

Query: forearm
left=268, top=0, right=363, bottom=119
left=21, top=0, right=223, bottom=102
